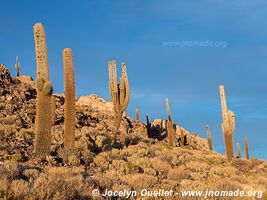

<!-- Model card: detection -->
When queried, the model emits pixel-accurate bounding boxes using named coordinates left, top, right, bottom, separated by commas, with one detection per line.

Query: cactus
left=205, top=125, right=213, bottom=150
left=219, top=85, right=235, bottom=160
left=236, top=142, right=242, bottom=158
left=244, top=137, right=250, bottom=159
left=63, top=48, right=76, bottom=150
left=136, top=108, right=140, bottom=121
left=165, top=98, right=175, bottom=147
left=14, top=56, right=20, bottom=77
left=108, top=60, right=130, bottom=129
left=146, top=115, right=152, bottom=138
left=33, top=23, right=53, bottom=158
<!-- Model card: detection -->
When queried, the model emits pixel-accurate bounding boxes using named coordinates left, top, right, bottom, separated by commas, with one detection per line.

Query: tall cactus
left=219, top=85, right=235, bottom=160
left=33, top=23, right=53, bottom=158
left=244, top=137, right=250, bottom=159
left=136, top=108, right=140, bottom=121
left=236, top=142, right=242, bottom=158
left=14, top=56, right=20, bottom=77
left=63, top=48, right=76, bottom=150
left=165, top=98, right=175, bottom=147
left=108, top=60, right=130, bottom=129
left=205, top=125, right=213, bottom=150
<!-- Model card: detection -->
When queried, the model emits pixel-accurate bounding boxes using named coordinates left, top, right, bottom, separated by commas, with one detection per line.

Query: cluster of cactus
left=219, top=85, right=235, bottom=160
left=235, top=137, right=250, bottom=159
left=33, top=23, right=76, bottom=158
left=108, top=60, right=130, bottom=129
left=203, top=86, right=251, bottom=160
left=32, top=23, right=253, bottom=161
left=143, top=98, right=188, bottom=147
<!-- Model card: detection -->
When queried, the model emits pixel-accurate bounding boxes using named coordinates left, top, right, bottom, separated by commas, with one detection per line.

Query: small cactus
left=205, top=125, right=213, bottom=150
left=165, top=98, right=175, bottom=147
left=236, top=142, right=242, bottom=158
left=108, top=60, right=130, bottom=129
left=244, top=137, right=250, bottom=159
left=219, top=85, right=235, bottom=160
left=136, top=108, right=140, bottom=121
left=33, top=23, right=53, bottom=158
left=63, top=48, right=76, bottom=150
left=14, top=56, right=20, bottom=77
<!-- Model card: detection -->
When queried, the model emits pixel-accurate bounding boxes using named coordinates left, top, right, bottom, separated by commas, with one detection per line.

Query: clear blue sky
left=1, top=0, right=266, bottom=160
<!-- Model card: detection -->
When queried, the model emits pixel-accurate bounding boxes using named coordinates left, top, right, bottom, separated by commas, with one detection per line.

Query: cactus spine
left=63, top=48, right=76, bottom=149
left=136, top=108, right=140, bottom=121
left=219, top=85, right=235, bottom=160
left=205, top=125, right=213, bottom=150
left=14, top=56, right=20, bottom=77
left=33, top=23, right=53, bottom=158
left=108, top=60, right=130, bottom=129
left=244, top=137, right=250, bottom=159
left=165, top=98, right=175, bottom=147
left=236, top=142, right=242, bottom=158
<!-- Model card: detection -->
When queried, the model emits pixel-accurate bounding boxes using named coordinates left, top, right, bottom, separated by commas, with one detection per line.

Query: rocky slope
left=0, top=65, right=266, bottom=200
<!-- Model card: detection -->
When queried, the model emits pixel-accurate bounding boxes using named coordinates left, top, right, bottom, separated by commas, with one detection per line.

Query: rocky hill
left=0, top=65, right=266, bottom=199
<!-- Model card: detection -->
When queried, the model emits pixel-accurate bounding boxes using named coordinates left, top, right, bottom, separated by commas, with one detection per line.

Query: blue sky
left=0, top=0, right=266, bottom=160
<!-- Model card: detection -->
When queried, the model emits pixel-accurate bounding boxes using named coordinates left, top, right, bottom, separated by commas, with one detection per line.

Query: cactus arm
left=123, top=76, right=130, bottom=109
left=121, top=63, right=130, bottom=111
left=227, top=110, right=235, bottom=134
left=111, top=60, right=118, bottom=93
left=119, top=76, right=125, bottom=106
left=108, top=80, right=113, bottom=101
left=36, top=77, right=44, bottom=92
left=108, top=61, right=114, bottom=102
left=42, top=82, right=53, bottom=95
